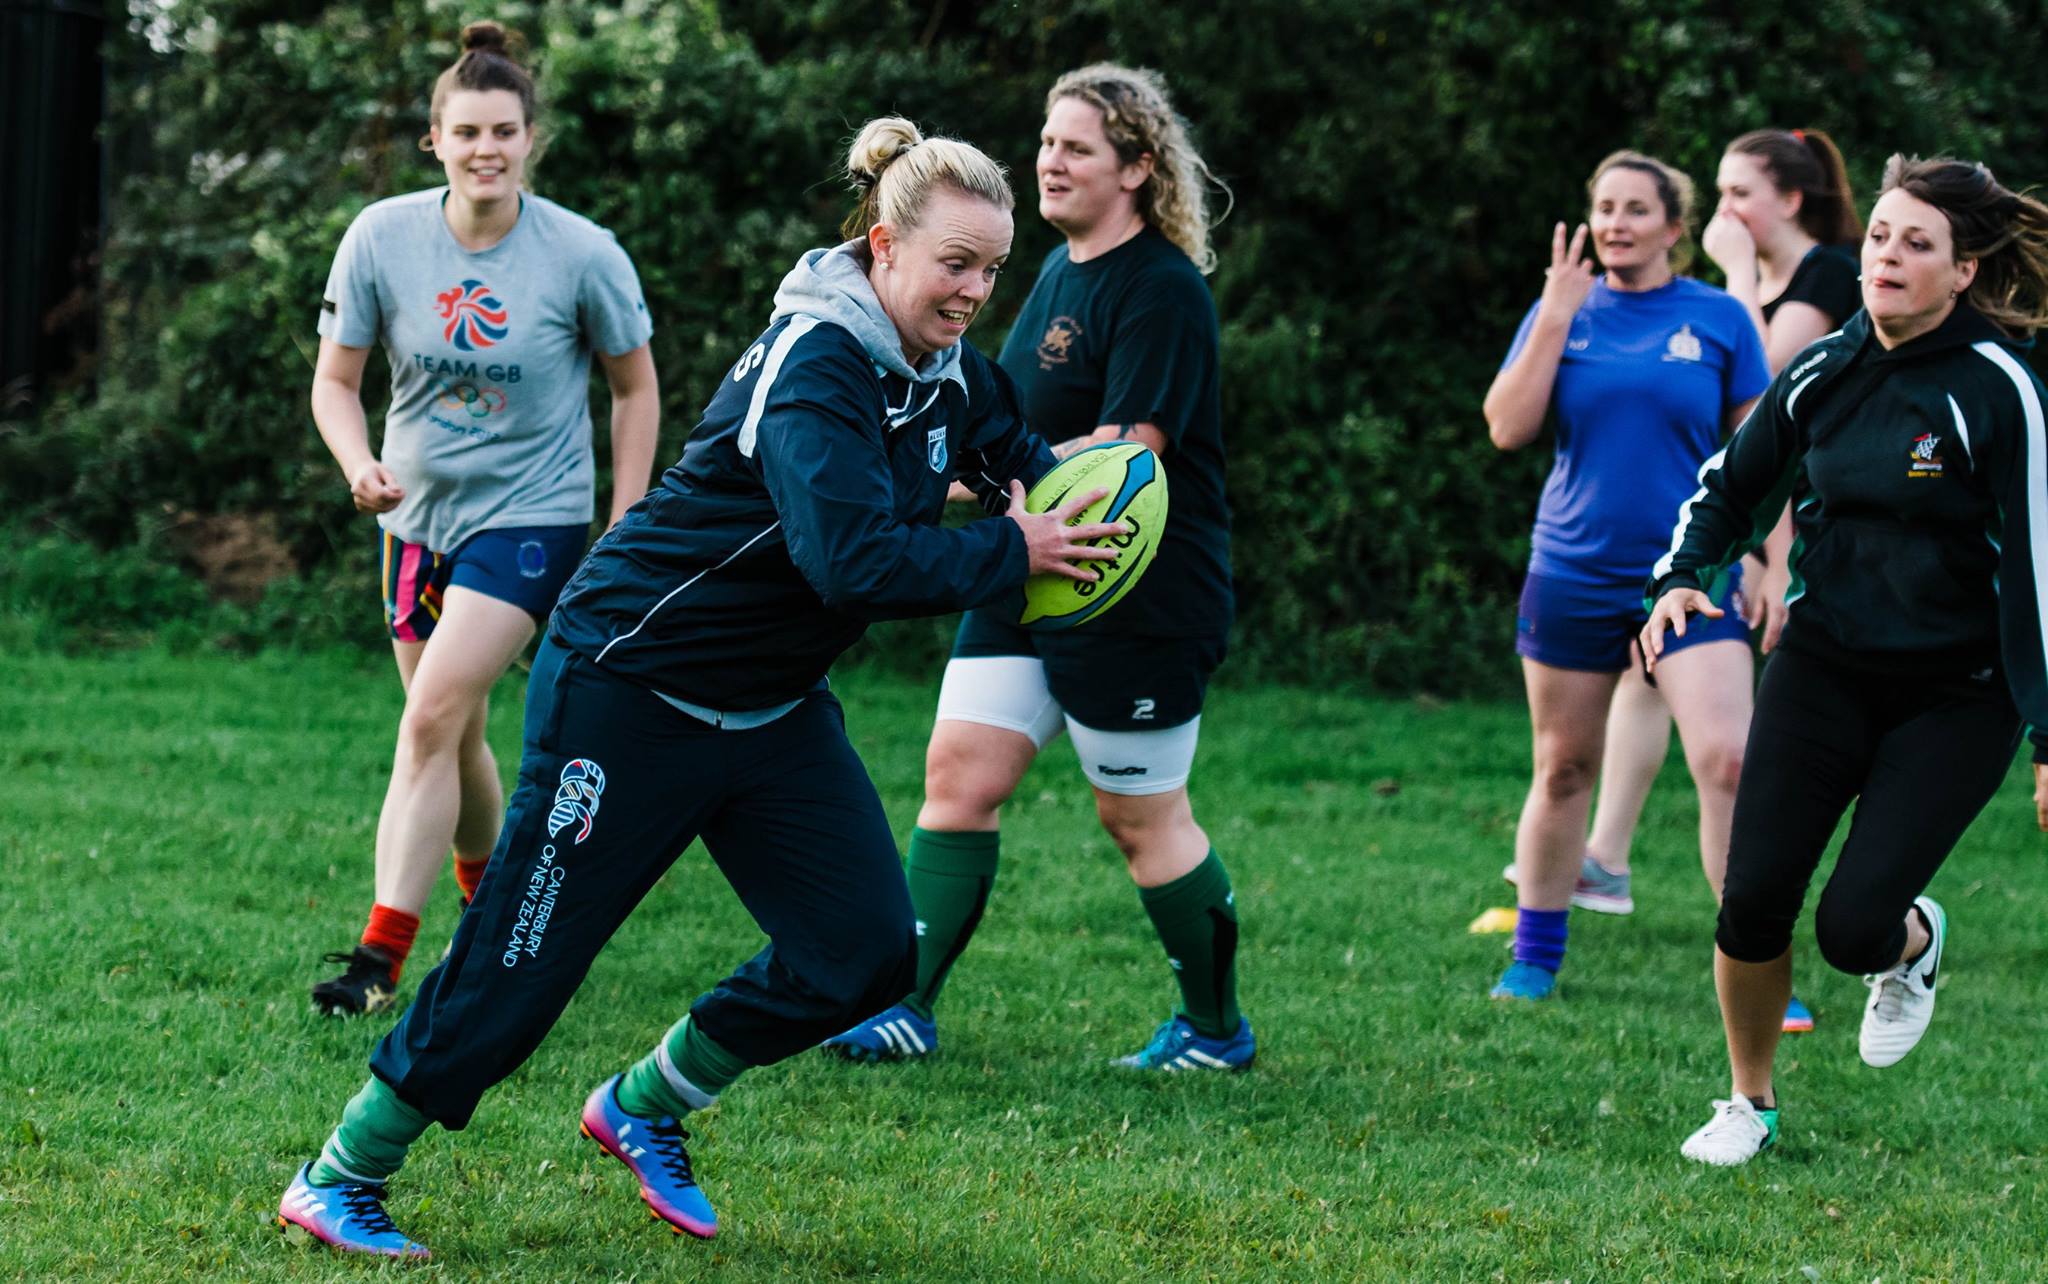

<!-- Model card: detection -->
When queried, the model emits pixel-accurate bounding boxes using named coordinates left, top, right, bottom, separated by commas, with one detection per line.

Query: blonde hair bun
left=847, top=117, right=924, bottom=189
left=840, top=117, right=1013, bottom=240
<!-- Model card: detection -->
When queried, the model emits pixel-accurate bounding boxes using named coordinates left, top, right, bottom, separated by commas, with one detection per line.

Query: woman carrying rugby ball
left=307, top=21, right=659, bottom=1017
left=825, top=64, right=1250, bottom=1071
left=278, top=117, right=1122, bottom=1257
left=1483, top=150, right=1769, bottom=1002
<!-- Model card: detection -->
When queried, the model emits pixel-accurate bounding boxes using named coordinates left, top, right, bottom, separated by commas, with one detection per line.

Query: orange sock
left=453, top=856, right=490, bottom=902
left=361, top=905, right=421, bottom=982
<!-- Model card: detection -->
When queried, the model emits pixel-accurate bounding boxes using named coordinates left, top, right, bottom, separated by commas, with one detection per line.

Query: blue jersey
left=549, top=318, right=1056, bottom=710
left=1504, top=277, right=1770, bottom=585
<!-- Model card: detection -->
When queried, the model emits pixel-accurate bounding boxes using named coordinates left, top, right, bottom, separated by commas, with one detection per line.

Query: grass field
left=5, top=646, right=2048, bottom=1282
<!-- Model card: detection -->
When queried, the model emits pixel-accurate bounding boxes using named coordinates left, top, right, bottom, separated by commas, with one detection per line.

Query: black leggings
left=1717, top=645, right=2021, bottom=972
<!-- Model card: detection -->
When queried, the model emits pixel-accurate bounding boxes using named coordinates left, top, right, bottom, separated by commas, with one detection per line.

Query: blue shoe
left=276, top=1163, right=429, bottom=1259
left=820, top=1003, right=937, bottom=1063
left=1114, top=1015, right=1257, bottom=1071
left=1782, top=993, right=1815, bottom=1034
left=581, top=1075, right=718, bottom=1239
left=1490, top=961, right=1558, bottom=1001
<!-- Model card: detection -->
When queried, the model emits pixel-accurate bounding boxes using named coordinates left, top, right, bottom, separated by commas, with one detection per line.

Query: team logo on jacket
left=927, top=425, right=949, bottom=473
left=1908, top=432, right=1945, bottom=478
left=1037, top=316, right=1082, bottom=370
left=434, top=280, right=511, bottom=351
left=1663, top=324, right=1703, bottom=363
left=547, top=758, right=607, bottom=844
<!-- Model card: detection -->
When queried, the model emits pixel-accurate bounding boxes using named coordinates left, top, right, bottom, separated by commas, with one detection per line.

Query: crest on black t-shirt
left=1037, top=316, right=1082, bottom=370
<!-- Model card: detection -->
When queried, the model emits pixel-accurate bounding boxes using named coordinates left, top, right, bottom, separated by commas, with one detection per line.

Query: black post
left=1, top=0, right=107, bottom=415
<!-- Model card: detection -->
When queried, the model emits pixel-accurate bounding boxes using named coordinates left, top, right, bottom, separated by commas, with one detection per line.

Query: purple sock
left=1513, top=907, right=1568, bottom=973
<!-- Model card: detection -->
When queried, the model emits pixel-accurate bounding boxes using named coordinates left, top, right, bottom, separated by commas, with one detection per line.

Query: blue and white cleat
left=1114, top=1015, right=1257, bottom=1071
left=276, top=1163, right=430, bottom=1259
left=581, top=1075, right=718, bottom=1239
left=1490, top=961, right=1558, bottom=1001
left=820, top=1003, right=937, bottom=1063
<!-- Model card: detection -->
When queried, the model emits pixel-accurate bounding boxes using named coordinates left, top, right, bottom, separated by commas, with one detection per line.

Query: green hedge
left=8, top=0, right=2044, bottom=690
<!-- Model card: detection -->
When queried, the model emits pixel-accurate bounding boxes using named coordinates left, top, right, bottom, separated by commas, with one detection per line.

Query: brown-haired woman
left=1485, top=149, right=1770, bottom=1001
left=1648, top=156, right=2048, bottom=1165
left=308, top=21, right=659, bottom=1017
left=1575, top=130, right=1868, bottom=1037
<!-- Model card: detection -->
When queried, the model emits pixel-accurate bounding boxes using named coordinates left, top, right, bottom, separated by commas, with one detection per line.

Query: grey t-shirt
left=318, top=188, right=654, bottom=553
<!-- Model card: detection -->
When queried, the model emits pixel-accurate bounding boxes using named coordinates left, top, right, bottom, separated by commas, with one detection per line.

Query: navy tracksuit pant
left=370, top=636, right=916, bottom=1129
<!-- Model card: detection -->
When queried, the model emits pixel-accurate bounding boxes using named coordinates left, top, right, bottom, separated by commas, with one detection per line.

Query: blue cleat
left=820, top=1003, right=937, bottom=1063
left=276, top=1163, right=429, bottom=1259
left=1114, top=1015, right=1257, bottom=1071
left=581, top=1075, right=718, bottom=1239
left=1490, top=961, right=1558, bottom=1001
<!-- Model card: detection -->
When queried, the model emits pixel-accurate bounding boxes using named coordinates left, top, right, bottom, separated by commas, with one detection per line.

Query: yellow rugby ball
left=1018, top=442, right=1168, bottom=631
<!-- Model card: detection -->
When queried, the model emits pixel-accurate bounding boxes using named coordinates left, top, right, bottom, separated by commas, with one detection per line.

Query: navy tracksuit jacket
left=371, top=315, right=1056, bottom=1127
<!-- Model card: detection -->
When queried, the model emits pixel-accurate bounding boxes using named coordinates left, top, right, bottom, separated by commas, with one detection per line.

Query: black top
left=550, top=318, right=1055, bottom=710
left=1761, top=243, right=1861, bottom=327
left=1649, top=305, right=2048, bottom=759
left=996, top=226, right=1233, bottom=637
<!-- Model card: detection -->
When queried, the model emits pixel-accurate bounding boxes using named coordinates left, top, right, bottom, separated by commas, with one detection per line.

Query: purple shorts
left=1515, top=568, right=1748, bottom=673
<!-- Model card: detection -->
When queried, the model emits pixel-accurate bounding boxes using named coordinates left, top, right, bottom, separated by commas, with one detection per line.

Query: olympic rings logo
left=436, top=381, right=509, bottom=418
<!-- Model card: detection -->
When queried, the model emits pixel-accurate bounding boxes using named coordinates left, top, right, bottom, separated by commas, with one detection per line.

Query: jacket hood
left=1857, top=301, right=2016, bottom=362
left=771, top=242, right=966, bottom=390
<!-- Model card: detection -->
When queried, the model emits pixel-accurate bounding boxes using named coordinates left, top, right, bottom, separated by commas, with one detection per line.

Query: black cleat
left=311, top=945, right=398, bottom=1017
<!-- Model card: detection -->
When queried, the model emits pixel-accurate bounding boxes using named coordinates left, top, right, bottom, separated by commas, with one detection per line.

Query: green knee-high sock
left=614, top=1015, right=750, bottom=1120
left=309, top=1076, right=431, bottom=1187
left=1137, top=850, right=1242, bottom=1039
left=905, top=827, right=1000, bottom=1020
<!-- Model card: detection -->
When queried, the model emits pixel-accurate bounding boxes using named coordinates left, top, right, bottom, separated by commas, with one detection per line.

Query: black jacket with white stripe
left=549, top=315, right=1055, bottom=711
left=1648, top=305, right=2048, bottom=759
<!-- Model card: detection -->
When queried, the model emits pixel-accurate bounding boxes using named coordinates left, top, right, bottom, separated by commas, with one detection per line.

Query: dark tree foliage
left=10, top=0, right=2045, bottom=690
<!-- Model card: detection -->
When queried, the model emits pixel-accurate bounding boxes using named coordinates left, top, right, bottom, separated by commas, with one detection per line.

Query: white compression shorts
left=932, top=655, right=1202, bottom=796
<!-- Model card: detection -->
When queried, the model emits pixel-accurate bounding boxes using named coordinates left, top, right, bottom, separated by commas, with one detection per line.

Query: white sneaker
left=1680, top=1096, right=1778, bottom=1166
left=1859, top=896, right=1945, bottom=1068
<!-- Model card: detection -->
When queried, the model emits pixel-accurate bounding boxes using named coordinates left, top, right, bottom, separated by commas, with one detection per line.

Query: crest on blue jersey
left=927, top=425, right=948, bottom=474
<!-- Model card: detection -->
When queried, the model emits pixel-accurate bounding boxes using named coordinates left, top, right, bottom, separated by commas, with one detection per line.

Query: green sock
left=308, top=1076, right=431, bottom=1186
left=614, top=1015, right=750, bottom=1120
left=1137, top=850, right=1242, bottom=1039
left=904, top=827, right=1000, bottom=1020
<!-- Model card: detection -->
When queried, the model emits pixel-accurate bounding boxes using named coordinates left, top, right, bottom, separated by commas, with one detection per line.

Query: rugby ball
left=1018, top=442, right=1168, bottom=631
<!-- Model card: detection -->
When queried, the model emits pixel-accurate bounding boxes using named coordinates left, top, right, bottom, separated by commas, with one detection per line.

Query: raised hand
left=1537, top=221, right=1597, bottom=325
left=1702, top=209, right=1758, bottom=280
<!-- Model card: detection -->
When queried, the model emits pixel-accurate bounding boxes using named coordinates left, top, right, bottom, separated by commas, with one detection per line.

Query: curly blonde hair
left=1046, top=64, right=1229, bottom=275
left=841, top=117, right=1013, bottom=242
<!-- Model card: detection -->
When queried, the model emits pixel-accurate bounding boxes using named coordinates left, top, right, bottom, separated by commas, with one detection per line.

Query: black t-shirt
left=997, top=227, right=1233, bottom=637
left=1762, top=243, right=1861, bottom=326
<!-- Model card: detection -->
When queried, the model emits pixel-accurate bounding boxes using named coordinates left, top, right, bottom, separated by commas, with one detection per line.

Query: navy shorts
left=950, top=606, right=1226, bottom=731
left=1515, top=568, right=1747, bottom=673
left=378, top=523, right=587, bottom=642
